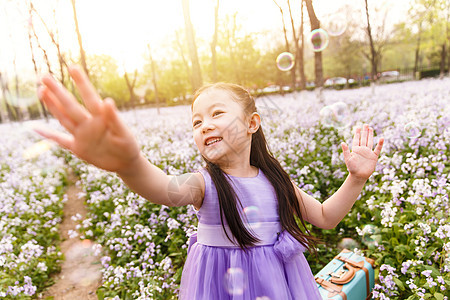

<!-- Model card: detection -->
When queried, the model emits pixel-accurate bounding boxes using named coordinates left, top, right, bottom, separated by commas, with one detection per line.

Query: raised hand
left=341, top=124, right=384, bottom=181
left=36, top=65, right=141, bottom=173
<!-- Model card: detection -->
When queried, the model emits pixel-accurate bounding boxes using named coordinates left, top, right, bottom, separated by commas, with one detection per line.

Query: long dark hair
left=192, top=83, right=318, bottom=252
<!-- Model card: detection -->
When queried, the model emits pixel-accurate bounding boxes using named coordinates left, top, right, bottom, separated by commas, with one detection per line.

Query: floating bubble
left=22, top=140, right=54, bottom=159
left=319, top=106, right=334, bottom=127
left=327, top=15, right=347, bottom=36
left=256, top=297, right=272, bottom=300
left=404, top=122, right=421, bottom=139
left=361, top=225, right=381, bottom=247
left=337, top=238, right=360, bottom=251
left=308, top=29, right=329, bottom=52
left=223, top=268, right=246, bottom=295
left=243, top=206, right=262, bottom=229
left=276, top=52, right=295, bottom=71
left=319, top=102, right=350, bottom=129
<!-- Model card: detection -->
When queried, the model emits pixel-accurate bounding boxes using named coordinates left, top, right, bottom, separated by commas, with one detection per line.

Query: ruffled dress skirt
left=179, top=230, right=321, bottom=299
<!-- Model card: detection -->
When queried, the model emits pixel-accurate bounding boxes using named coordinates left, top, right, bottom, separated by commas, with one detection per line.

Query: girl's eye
left=213, top=111, right=223, bottom=117
left=193, top=120, right=201, bottom=127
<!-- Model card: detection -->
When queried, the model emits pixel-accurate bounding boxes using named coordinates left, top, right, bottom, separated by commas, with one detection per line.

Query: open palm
left=36, top=66, right=140, bottom=173
left=341, top=124, right=384, bottom=181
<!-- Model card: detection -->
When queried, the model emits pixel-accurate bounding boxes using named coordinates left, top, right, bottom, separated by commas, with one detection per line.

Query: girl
left=36, top=66, right=384, bottom=299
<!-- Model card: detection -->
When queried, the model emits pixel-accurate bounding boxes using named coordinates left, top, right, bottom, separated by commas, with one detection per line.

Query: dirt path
left=40, top=170, right=102, bottom=299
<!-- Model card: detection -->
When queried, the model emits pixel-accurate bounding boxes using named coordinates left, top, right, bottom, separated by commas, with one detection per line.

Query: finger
left=69, top=65, right=102, bottom=115
left=373, top=137, right=384, bottom=156
left=39, top=86, right=76, bottom=133
left=33, top=127, right=74, bottom=151
left=41, top=74, right=89, bottom=124
left=367, top=127, right=374, bottom=149
left=360, top=124, right=368, bottom=147
left=104, top=98, right=128, bottom=135
left=341, top=142, right=350, bottom=162
left=352, top=126, right=361, bottom=148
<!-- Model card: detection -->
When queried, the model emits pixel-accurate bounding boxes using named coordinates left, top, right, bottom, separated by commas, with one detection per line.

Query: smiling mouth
left=205, top=137, right=223, bottom=146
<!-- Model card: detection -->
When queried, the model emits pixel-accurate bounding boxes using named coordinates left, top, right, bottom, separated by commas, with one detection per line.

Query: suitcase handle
left=329, top=263, right=356, bottom=285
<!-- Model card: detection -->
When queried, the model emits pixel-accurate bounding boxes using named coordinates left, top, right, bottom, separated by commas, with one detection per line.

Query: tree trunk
left=124, top=70, right=138, bottom=109
left=31, top=4, right=69, bottom=84
left=287, top=0, right=298, bottom=89
left=147, top=44, right=160, bottom=115
left=211, top=0, right=219, bottom=82
left=175, top=30, right=191, bottom=81
left=273, top=0, right=295, bottom=88
left=298, top=0, right=306, bottom=90
left=0, top=72, right=18, bottom=122
left=226, top=14, right=241, bottom=84
left=272, top=0, right=290, bottom=52
left=27, top=12, right=48, bottom=121
left=364, top=0, right=377, bottom=81
left=440, top=43, right=446, bottom=78
left=304, top=0, right=323, bottom=87
left=413, top=20, right=422, bottom=79
left=182, top=0, right=203, bottom=91
left=71, top=0, right=89, bottom=78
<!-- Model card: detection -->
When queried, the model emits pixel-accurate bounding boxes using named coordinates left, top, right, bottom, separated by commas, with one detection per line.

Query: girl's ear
left=248, top=112, right=261, bottom=134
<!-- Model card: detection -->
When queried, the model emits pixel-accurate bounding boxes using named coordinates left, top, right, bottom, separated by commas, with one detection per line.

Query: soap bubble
left=276, top=52, right=295, bottom=71
left=319, top=102, right=350, bottom=129
left=223, top=268, right=246, bottom=295
left=361, top=225, right=381, bottom=247
left=337, top=238, right=360, bottom=251
left=308, top=29, right=329, bottom=52
left=256, top=297, right=272, bottom=300
left=404, top=122, right=421, bottom=139
left=243, top=206, right=262, bottom=229
left=327, top=15, right=347, bottom=36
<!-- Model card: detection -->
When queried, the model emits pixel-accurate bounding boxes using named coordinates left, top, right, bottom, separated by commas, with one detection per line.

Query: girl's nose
left=201, top=119, right=215, bottom=133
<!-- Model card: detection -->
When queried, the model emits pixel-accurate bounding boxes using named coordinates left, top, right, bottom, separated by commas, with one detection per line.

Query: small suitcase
left=314, top=249, right=375, bottom=300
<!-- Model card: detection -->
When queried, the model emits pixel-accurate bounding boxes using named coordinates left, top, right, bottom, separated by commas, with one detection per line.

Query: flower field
left=1, top=78, right=449, bottom=299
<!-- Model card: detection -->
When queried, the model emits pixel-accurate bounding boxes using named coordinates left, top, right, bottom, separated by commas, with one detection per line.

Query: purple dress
left=179, top=168, right=321, bottom=299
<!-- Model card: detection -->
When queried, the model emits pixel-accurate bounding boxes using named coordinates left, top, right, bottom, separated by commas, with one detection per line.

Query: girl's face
left=192, top=88, right=253, bottom=165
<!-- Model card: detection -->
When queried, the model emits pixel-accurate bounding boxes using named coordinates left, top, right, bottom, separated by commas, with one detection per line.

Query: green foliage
left=86, top=55, right=129, bottom=107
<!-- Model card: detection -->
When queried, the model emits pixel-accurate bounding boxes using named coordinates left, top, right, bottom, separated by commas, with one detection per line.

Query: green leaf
left=424, top=246, right=438, bottom=258
left=393, top=277, right=405, bottom=291
left=390, top=237, right=399, bottom=246
left=434, top=293, right=444, bottom=300
left=423, top=265, right=440, bottom=277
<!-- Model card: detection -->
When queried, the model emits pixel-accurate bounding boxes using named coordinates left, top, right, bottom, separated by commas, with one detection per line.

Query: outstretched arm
left=37, top=66, right=203, bottom=208
left=294, top=124, right=384, bottom=229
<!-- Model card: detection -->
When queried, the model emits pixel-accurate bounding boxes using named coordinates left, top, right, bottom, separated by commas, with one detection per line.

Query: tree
left=71, top=0, right=89, bottom=78
left=86, top=55, right=128, bottom=107
left=304, top=0, right=324, bottom=87
left=30, top=3, right=69, bottom=85
left=364, top=0, right=378, bottom=81
left=123, top=70, right=138, bottom=109
left=272, top=0, right=296, bottom=88
left=211, top=0, right=220, bottom=82
left=322, top=7, right=365, bottom=80
left=298, top=0, right=306, bottom=90
left=27, top=6, right=48, bottom=120
left=181, top=0, right=203, bottom=91
left=215, top=15, right=263, bottom=87
left=147, top=44, right=160, bottom=114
